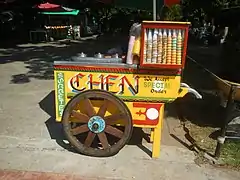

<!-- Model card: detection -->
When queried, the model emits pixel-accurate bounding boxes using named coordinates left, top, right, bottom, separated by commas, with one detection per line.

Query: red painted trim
left=164, top=0, right=181, bottom=7
left=54, top=65, right=182, bottom=75
left=139, top=64, right=182, bottom=69
left=182, top=26, right=189, bottom=69
left=132, top=102, right=162, bottom=126
left=133, top=119, right=159, bottom=126
left=142, top=23, right=187, bottom=30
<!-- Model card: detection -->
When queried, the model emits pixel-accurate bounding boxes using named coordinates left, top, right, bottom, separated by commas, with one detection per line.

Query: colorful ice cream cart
left=54, top=21, right=202, bottom=158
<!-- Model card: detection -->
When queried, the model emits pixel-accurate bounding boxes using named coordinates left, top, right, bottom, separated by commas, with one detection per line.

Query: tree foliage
left=182, top=0, right=240, bottom=22
left=162, top=4, right=183, bottom=21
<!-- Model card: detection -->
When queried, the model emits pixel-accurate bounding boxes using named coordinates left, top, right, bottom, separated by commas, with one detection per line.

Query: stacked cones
left=143, top=28, right=184, bottom=65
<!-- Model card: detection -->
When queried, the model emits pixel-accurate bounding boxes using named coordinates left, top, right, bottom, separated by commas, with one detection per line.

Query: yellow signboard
left=54, top=70, right=181, bottom=121
left=56, top=71, right=181, bottom=99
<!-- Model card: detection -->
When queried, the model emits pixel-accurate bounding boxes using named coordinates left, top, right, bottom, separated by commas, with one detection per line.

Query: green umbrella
left=40, top=9, right=80, bottom=15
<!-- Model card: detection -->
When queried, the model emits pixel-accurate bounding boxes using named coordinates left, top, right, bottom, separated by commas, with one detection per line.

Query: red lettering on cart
left=105, top=75, right=118, bottom=93
left=69, top=73, right=139, bottom=96
left=88, top=74, right=103, bottom=89
left=69, top=73, right=86, bottom=92
left=119, top=76, right=139, bottom=96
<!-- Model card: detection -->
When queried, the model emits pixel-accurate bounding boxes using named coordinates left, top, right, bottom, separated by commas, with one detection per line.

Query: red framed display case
left=140, top=21, right=191, bottom=69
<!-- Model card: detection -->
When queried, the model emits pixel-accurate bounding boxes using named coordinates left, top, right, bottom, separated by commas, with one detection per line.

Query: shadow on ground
left=173, top=45, right=240, bottom=157
left=177, top=47, right=226, bottom=128
left=157, top=45, right=229, bottom=154
left=0, top=34, right=128, bottom=84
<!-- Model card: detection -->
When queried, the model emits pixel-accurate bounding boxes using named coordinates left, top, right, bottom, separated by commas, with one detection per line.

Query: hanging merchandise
left=152, top=29, right=158, bottom=63
left=171, top=29, right=177, bottom=64
left=126, top=36, right=136, bottom=64
left=146, top=29, right=153, bottom=63
left=177, top=30, right=182, bottom=65
left=143, top=29, right=147, bottom=63
left=157, top=29, right=163, bottom=64
left=140, top=21, right=190, bottom=68
left=167, top=29, right=172, bottom=64
left=162, top=29, right=167, bottom=64
left=132, top=37, right=141, bottom=56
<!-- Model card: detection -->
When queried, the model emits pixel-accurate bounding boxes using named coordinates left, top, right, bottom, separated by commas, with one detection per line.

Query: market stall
left=53, top=21, right=201, bottom=158
left=30, top=2, right=80, bottom=41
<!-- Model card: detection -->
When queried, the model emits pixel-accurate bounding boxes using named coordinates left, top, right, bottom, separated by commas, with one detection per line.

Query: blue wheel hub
left=88, top=116, right=106, bottom=133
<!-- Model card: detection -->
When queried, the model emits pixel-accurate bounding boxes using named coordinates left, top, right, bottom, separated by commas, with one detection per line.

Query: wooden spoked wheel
left=62, top=89, right=133, bottom=157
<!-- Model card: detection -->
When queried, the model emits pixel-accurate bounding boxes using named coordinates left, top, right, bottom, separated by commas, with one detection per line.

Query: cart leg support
left=152, top=126, right=161, bottom=158
left=152, top=104, right=164, bottom=158
left=150, top=129, right=154, bottom=143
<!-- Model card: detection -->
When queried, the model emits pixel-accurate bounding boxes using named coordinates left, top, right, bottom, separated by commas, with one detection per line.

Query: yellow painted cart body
left=53, top=21, right=201, bottom=158
left=54, top=62, right=200, bottom=158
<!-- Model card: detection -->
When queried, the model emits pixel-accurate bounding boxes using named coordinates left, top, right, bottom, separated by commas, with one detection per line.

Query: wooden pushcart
left=53, top=21, right=202, bottom=158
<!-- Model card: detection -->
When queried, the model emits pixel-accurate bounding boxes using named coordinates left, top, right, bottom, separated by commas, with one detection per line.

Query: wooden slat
left=71, top=110, right=89, bottom=123
left=97, top=100, right=109, bottom=117
left=105, top=113, right=126, bottom=125
left=105, top=125, right=123, bottom=139
left=84, top=131, right=96, bottom=147
left=83, top=98, right=96, bottom=117
left=71, top=124, right=89, bottom=135
left=97, top=132, right=109, bottom=149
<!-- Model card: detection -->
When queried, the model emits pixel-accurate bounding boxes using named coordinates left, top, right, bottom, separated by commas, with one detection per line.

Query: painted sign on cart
left=55, top=72, right=65, bottom=117
left=54, top=69, right=181, bottom=121
left=60, top=72, right=180, bottom=100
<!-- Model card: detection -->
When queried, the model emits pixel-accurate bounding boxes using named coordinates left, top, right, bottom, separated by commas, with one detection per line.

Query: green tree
left=162, top=4, right=183, bottom=21
left=181, top=0, right=240, bottom=22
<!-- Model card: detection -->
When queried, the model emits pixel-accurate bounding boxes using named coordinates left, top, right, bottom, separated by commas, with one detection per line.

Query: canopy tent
left=35, top=2, right=80, bottom=16
left=37, top=2, right=60, bottom=9
left=95, top=0, right=181, bottom=20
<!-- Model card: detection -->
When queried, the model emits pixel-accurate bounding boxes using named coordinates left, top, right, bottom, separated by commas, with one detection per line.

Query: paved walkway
left=0, top=170, right=83, bottom=180
left=0, top=169, right=114, bottom=180
left=0, top=41, right=239, bottom=179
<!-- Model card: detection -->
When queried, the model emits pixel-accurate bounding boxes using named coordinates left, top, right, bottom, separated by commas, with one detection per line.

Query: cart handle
left=180, top=83, right=202, bottom=99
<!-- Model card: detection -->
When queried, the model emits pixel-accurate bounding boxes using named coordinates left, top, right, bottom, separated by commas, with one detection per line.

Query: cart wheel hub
left=88, top=116, right=105, bottom=133
left=92, top=123, right=99, bottom=130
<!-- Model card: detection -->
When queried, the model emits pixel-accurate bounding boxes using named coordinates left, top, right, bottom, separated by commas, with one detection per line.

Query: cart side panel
left=54, top=70, right=67, bottom=121
left=54, top=67, right=181, bottom=122
left=63, top=71, right=181, bottom=101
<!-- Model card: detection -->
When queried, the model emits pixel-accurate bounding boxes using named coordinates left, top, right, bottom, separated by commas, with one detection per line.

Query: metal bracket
left=180, top=83, right=202, bottom=99
left=217, top=136, right=226, bottom=144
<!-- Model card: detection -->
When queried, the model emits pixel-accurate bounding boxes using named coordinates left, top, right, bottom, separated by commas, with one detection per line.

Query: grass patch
left=221, top=140, right=240, bottom=169
left=185, top=121, right=240, bottom=170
